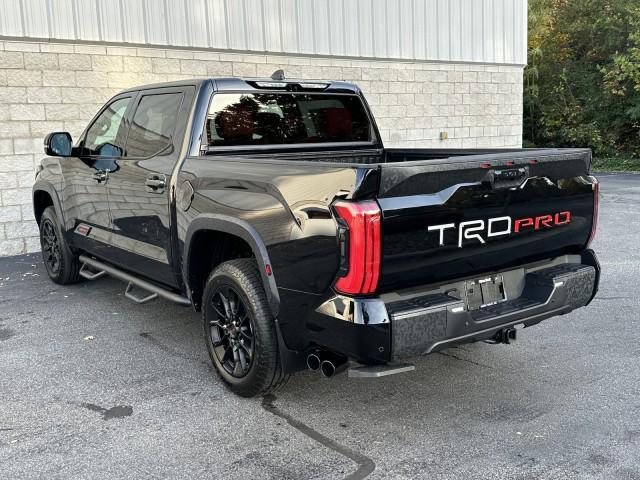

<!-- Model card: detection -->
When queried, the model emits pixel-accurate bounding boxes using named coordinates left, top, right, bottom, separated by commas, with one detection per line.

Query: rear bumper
left=309, top=250, right=599, bottom=363
left=389, top=254, right=597, bottom=357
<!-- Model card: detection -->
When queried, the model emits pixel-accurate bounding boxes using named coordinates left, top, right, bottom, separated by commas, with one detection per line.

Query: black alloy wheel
left=41, top=218, right=61, bottom=275
left=208, top=284, right=255, bottom=378
left=38, top=206, right=82, bottom=284
left=202, top=259, right=289, bottom=397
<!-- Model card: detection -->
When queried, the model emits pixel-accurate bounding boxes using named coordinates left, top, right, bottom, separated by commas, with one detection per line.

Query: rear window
left=205, top=92, right=372, bottom=147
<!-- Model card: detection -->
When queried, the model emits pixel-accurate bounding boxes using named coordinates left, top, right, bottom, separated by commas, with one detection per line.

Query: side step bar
left=78, top=255, right=191, bottom=307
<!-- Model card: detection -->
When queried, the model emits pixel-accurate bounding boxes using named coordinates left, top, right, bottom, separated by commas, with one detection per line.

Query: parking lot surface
left=1, top=173, right=638, bottom=480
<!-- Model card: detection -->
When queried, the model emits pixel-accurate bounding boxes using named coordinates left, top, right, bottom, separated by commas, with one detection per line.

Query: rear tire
left=203, top=259, right=289, bottom=397
left=39, top=206, right=82, bottom=285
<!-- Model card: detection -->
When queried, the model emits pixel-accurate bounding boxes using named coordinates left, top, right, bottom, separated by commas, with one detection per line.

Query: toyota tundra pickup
left=33, top=77, right=600, bottom=397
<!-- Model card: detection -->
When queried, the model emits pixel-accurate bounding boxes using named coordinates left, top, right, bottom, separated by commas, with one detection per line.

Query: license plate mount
left=464, top=275, right=506, bottom=311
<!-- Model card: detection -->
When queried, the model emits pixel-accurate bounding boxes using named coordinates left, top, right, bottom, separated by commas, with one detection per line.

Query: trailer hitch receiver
left=496, top=327, right=517, bottom=344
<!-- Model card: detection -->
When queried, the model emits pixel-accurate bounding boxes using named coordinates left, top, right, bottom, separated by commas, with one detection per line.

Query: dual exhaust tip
left=307, top=352, right=348, bottom=378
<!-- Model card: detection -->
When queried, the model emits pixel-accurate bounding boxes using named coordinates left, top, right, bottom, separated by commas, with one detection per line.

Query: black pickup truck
left=33, top=77, right=600, bottom=397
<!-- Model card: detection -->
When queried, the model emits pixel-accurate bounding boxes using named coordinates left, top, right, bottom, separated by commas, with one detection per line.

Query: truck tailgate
left=376, top=149, right=597, bottom=291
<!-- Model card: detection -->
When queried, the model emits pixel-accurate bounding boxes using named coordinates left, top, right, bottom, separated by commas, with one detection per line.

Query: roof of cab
left=119, top=77, right=361, bottom=95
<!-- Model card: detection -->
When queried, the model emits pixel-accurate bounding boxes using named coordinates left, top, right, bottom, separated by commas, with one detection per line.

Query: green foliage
left=524, top=0, right=640, bottom=158
left=592, top=155, right=640, bottom=172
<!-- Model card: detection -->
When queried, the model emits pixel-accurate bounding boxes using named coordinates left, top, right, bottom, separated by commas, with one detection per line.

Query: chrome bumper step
left=348, top=363, right=415, bottom=378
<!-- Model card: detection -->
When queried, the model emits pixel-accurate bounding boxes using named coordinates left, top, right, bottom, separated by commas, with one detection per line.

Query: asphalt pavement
left=1, top=173, right=639, bottom=480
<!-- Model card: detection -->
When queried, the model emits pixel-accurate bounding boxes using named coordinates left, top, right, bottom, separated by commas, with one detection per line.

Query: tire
left=203, top=258, right=289, bottom=397
left=39, top=206, right=82, bottom=285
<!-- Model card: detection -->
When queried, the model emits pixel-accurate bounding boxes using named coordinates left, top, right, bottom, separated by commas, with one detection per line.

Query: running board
left=348, top=363, right=415, bottom=378
left=78, top=255, right=191, bottom=307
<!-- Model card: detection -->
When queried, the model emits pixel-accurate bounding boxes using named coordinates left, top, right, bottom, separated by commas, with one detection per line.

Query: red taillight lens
left=587, top=176, right=599, bottom=247
left=333, top=200, right=381, bottom=295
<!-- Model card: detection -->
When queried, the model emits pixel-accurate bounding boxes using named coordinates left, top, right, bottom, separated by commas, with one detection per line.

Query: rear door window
left=125, top=92, right=183, bottom=157
left=206, top=93, right=372, bottom=147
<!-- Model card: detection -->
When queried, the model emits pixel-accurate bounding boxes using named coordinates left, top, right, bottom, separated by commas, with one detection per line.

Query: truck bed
left=193, top=146, right=594, bottom=292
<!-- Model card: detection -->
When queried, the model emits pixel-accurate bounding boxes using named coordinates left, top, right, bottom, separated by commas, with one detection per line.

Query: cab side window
left=125, top=92, right=183, bottom=158
left=83, top=97, right=131, bottom=157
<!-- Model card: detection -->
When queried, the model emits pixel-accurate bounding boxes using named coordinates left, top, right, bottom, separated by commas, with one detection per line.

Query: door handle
left=145, top=174, right=166, bottom=193
left=93, top=170, right=108, bottom=183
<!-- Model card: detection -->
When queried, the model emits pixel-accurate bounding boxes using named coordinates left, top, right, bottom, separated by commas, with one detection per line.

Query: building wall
left=0, top=0, right=528, bottom=65
left=0, top=39, right=523, bottom=256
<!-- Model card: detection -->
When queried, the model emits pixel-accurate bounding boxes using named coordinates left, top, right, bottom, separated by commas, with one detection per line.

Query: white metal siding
left=1, top=0, right=527, bottom=64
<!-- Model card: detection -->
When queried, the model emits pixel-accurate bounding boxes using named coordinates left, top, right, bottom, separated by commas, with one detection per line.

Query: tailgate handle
left=489, top=167, right=528, bottom=190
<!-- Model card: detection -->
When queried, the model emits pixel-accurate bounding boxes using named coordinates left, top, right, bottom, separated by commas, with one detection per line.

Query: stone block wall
left=0, top=39, right=523, bottom=256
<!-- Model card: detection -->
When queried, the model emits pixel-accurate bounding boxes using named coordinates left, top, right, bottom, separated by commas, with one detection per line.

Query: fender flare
left=32, top=181, right=65, bottom=226
left=183, top=214, right=280, bottom=316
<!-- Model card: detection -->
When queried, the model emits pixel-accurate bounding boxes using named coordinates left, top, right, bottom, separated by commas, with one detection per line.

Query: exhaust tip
left=307, top=353, right=321, bottom=371
left=320, top=360, right=336, bottom=378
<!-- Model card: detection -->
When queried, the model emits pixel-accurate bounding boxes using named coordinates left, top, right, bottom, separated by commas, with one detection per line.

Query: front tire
left=39, top=206, right=82, bottom=285
left=203, top=259, right=288, bottom=397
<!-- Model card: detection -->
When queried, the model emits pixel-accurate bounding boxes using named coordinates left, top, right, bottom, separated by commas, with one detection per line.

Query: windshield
left=205, top=92, right=373, bottom=147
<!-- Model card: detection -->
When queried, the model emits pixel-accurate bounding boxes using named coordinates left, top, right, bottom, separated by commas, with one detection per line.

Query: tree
left=524, top=0, right=640, bottom=157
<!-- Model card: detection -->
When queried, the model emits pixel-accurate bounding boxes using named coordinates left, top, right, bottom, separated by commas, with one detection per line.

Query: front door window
left=83, top=97, right=131, bottom=157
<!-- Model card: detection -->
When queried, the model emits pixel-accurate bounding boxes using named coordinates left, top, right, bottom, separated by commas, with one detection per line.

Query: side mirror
left=44, top=132, right=73, bottom=157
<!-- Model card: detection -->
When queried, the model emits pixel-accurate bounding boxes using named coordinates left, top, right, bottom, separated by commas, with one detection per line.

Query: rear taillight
left=587, top=176, right=599, bottom=247
left=333, top=200, right=381, bottom=295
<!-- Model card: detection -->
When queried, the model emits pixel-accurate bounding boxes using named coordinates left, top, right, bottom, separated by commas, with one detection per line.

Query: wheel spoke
left=211, top=303, right=226, bottom=320
left=219, top=292, right=232, bottom=320
left=239, top=327, right=253, bottom=340
left=45, top=229, right=55, bottom=242
left=229, top=291, right=238, bottom=318
left=239, top=341, right=252, bottom=361
left=238, top=347, right=248, bottom=371
left=221, top=344, right=233, bottom=363
left=231, top=347, right=242, bottom=376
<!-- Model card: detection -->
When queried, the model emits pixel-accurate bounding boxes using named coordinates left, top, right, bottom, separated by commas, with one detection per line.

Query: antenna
left=271, top=69, right=285, bottom=81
